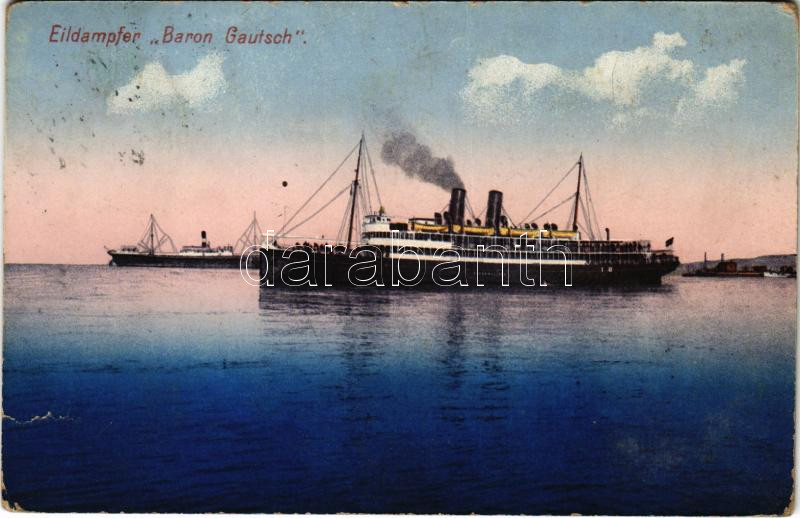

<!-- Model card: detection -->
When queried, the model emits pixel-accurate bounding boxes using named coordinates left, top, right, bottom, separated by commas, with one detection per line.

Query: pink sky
left=4, top=130, right=796, bottom=265
left=4, top=2, right=797, bottom=265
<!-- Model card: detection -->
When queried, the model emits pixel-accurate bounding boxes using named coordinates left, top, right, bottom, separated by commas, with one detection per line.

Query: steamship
left=107, top=213, right=262, bottom=268
left=258, top=136, right=679, bottom=287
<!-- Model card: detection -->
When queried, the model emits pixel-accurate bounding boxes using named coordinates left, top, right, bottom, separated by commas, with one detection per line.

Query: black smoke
left=381, top=131, right=464, bottom=190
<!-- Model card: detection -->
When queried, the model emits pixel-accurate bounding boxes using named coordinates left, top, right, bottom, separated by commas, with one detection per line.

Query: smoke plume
left=381, top=131, right=464, bottom=190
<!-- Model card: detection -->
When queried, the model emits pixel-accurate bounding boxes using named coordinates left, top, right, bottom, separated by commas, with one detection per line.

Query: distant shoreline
left=676, top=253, right=797, bottom=275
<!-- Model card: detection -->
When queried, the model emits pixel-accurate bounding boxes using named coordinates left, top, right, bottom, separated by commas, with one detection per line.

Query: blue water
left=2, top=264, right=795, bottom=514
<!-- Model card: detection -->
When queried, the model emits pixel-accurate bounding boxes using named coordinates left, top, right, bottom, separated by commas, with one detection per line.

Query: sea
left=2, top=264, right=795, bottom=514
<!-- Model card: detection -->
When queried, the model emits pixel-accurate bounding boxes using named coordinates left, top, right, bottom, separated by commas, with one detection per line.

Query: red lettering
left=225, top=26, right=237, bottom=44
left=49, top=24, right=61, bottom=42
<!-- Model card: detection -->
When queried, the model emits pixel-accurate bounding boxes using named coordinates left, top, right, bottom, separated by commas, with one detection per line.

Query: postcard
left=2, top=1, right=797, bottom=514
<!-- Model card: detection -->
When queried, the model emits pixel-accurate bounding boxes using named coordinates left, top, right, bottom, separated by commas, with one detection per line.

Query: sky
left=4, top=1, right=798, bottom=264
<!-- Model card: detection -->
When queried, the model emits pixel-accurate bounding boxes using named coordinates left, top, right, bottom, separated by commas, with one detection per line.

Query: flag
left=665, top=237, right=674, bottom=247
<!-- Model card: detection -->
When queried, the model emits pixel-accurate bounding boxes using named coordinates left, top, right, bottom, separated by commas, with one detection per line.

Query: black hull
left=108, top=251, right=256, bottom=269
left=259, top=248, right=678, bottom=289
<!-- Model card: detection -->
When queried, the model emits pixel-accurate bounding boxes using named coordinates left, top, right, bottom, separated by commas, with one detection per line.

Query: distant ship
left=258, top=136, right=680, bottom=287
left=764, top=271, right=795, bottom=278
left=108, top=213, right=261, bottom=268
left=682, top=253, right=796, bottom=278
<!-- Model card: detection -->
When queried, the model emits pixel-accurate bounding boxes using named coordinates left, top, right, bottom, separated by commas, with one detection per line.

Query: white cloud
left=674, top=58, right=747, bottom=124
left=577, top=32, right=693, bottom=106
left=461, top=32, right=746, bottom=126
left=108, top=53, right=226, bottom=114
left=460, top=56, right=566, bottom=123
left=692, top=58, right=747, bottom=105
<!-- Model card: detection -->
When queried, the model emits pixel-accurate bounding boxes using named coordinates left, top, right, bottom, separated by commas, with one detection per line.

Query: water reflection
left=440, top=293, right=467, bottom=392
left=3, top=266, right=794, bottom=514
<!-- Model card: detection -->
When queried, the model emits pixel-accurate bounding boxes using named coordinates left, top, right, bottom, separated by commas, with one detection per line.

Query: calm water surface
left=2, top=265, right=795, bottom=513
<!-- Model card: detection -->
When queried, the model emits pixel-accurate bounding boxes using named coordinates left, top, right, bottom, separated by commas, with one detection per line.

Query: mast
left=572, top=154, right=583, bottom=232
left=149, top=214, right=155, bottom=255
left=234, top=211, right=263, bottom=253
left=138, top=214, right=176, bottom=254
left=346, top=134, right=364, bottom=249
left=253, top=211, right=258, bottom=245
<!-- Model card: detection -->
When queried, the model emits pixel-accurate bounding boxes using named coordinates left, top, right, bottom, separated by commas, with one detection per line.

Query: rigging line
left=581, top=164, right=598, bottom=236
left=356, top=197, right=362, bottom=238
left=140, top=226, right=153, bottom=246
left=582, top=165, right=602, bottom=237
left=584, top=188, right=600, bottom=239
left=278, top=141, right=360, bottom=235
left=579, top=197, right=595, bottom=240
left=360, top=157, right=369, bottom=206
left=359, top=147, right=372, bottom=214
left=359, top=178, right=371, bottom=216
left=146, top=217, right=175, bottom=252
left=566, top=195, right=577, bottom=230
left=159, top=229, right=175, bottom=251
left=350, top=195, right=362, bottom=245
left=283, top=184, right=352, bottom=237
left=357, top=151, right=372, bottom=216
left=336, top=194, right=351, bottom=244
left=579, top=197, right=593, bottom=239
left=501, top=207, right=517, bottom=228
left=530, top=193, right=576, bottom=222
left=465, top=194, right=477, bottom=220
left=365, top=165, right=373, bottom=215
left=363, top=138, right=383, bottom=209
left=359, top=189, right=372, bottom=217
left=576, top=187, right=592, bottom=235
left=137, top=218, right=153, bottom=244
left=339, top=183, right=358, bottom=243
left=519, top=161, right=578, bottom=224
